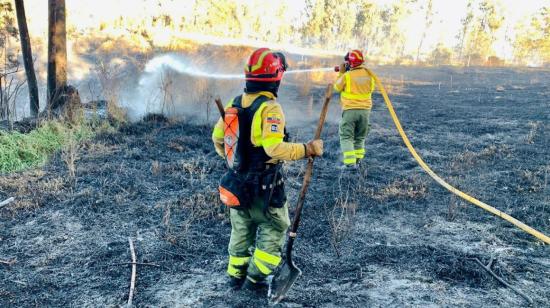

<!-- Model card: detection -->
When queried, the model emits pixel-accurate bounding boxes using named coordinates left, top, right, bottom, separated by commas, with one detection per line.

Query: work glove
left=305, top=139, right=324, bottom=157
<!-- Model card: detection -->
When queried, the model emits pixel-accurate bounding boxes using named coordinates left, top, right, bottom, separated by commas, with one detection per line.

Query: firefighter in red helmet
left=212, top=48, right=323, bottom=294
left=333, top=50, right=375, bottom=169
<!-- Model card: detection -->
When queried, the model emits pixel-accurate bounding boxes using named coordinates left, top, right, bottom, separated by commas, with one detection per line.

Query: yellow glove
left=305, top=139, right=324, bottom=157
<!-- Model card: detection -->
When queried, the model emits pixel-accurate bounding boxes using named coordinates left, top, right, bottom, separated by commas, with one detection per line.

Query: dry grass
left=516, top=166, right=549, bottom=193
left=106, top=103, right=128, bottom=124
left=158, top=69, right=177, bottom=116
left=0, top=168, right=70, bottom=211
left=450, top=144, right=511, bottom=171
left=327, top=193, right=358, bottom=258
left=167, top=137, right=188, bottom=153
left=83, top=141, right=116, bottom=157
left=178, top=159, right=209, bottom=183
left=61, top=134, right=81, bottom=184
left=524, top=121, right=541, bottom=144
left=374, top=175, right=428, bottom=201
left=161, top=191, right=220, bottom=245
left=151, top=160, right=160, bottom=176
left=94, top=59, right=128, bottom=123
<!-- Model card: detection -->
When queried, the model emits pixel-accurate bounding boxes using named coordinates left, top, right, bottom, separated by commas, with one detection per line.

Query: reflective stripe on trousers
left=227, top=200, right=290, bottom=282
left=339, top=109, right=371, bottom=166
left=251, top=248, right=281, bottom=276
left=227, top=255, right=250, bottom=278
left=343, top=150, right=356, bottom=165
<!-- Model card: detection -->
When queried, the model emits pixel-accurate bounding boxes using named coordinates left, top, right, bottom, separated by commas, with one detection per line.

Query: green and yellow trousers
left=227, top=198, right=290, bottom=283
left=339, top=109, right=371, bottom=166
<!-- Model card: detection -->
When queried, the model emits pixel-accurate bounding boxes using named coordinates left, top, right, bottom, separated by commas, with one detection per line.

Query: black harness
left=218, top=94, right=287, bottom=209
left=231, top=95, right=272, bottom=173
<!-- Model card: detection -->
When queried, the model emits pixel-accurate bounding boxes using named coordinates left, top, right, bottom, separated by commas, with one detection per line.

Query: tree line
left=120, top=0, right=549, bottom=66
left=1, top=0, right=549, bottom=121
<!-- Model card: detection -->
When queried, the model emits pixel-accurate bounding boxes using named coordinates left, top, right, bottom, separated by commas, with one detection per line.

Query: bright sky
left=23, top=0, right=548, bottom=59
left=403, top=0, right=548, bottom=59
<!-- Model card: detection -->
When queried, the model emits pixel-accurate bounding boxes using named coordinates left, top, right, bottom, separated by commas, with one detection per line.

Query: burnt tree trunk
left=14, top=0, right=39, bottom=117
left=47, top=0, right=67, bottom=111
left=45, top=0, right=80, bottom=122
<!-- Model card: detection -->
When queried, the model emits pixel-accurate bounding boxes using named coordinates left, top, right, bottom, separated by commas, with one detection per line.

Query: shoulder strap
left=248, top=95, right=271, bottom=113
left=232, top=95, right=243, bottom=108
left=232, top=94, right=270, bottom=110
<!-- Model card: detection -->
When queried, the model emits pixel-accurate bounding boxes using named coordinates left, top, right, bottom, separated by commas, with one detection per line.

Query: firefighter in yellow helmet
left=212, top=48, right=323, bottom=294
left=333, top=50, right=375, bottom=169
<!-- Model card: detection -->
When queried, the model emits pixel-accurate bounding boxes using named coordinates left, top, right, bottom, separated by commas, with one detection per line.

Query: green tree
left=353, top=1, right=383, bottom=53
left=191, top=0, right=241, bottom=38
left=416, top=0, right=433, bottom=63
left=513, top=7, right=550, bottom=65
left=379, top=0, right=417, bottom=62
left=455, top=0, right=474, bottom=64
left=429, top=43, right=452, bottom=65
left=462, top=0, right=504, bottom=66
left=301, top=0, right=331, bottom=47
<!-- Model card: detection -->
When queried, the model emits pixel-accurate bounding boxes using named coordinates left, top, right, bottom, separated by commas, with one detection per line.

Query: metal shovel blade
left=268, top=259, right=302, bottom=304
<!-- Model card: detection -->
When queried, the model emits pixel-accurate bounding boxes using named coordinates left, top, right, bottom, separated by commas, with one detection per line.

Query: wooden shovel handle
left=289, top=84, right=333, bottom=234
left=214, top=97, right=225, bottom=118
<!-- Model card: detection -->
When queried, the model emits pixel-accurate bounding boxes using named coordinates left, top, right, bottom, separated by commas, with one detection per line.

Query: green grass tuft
left=0, top=121, right=94, bottom=173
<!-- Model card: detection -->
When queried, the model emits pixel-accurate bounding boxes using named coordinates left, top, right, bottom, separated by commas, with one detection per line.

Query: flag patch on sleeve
left=270, top=124, right=279, bottom=132
left=267, top=113, right=281, bottom=124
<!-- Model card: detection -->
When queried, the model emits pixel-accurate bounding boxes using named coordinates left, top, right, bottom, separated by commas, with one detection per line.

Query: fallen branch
left=128, top=238, right=137, bottom=306
left=109, top=262, right=161, bottom=268
left=474, top=258, right=533, bottom=305
left=12, top=280, right=27, bottom=286
left=0, top=197, right=15, bottom=208
left=0, top=259, right=16, bottom=265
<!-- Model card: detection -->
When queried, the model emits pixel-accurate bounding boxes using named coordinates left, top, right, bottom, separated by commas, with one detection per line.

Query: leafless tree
left=14, top=0, right=39, bottom=116
left=0, top=1, right=25, bottom=128
left=47, top=0, right=67, bottom=110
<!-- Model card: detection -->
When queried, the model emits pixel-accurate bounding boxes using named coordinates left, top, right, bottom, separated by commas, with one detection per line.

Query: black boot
left=241, top=277, right=268, bottom=296
left=227, top=276, right=246, bottom=290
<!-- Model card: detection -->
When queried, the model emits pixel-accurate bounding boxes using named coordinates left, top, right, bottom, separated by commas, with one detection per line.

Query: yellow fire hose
left=364, top=68, right=550, bottom=245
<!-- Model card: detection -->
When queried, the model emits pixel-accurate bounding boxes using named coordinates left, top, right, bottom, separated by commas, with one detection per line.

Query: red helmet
left=345, top=50, right=365, bottom=68
left=245, top=48, right=287, bottom=82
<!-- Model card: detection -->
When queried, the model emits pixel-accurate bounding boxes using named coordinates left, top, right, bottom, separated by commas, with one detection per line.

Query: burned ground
left=0, top=67, right=548, bottom=307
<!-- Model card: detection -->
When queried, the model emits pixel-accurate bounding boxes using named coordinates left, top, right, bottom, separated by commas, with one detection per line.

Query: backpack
left=219, top=95, right=272, bottom=209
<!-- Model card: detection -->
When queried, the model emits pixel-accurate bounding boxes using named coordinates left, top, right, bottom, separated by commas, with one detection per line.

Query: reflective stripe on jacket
left=212, top=91, right=306, bottom=162
left=333, top=66, right=375, bottom=110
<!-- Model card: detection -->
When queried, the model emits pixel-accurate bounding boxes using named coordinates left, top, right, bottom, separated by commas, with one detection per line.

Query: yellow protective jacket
left=333, top=65, right=375, bottom=110
left=212, top=91, right=306, bottom=163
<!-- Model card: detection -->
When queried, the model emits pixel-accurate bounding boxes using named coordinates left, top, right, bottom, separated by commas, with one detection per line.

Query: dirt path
left=0, top=67, right=548, bottom=307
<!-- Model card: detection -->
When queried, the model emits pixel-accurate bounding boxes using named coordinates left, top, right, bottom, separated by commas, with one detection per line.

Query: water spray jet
left=122, top=53, right=336, bottom=120
left=143, top=54, right=334, bottom=80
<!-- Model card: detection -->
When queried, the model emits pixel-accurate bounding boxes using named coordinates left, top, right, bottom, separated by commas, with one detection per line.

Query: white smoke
left=120, top=53, right=334, bottom=121
left=142, top=54, right=244, bottom=80
left=120, top=53, right=241, bottom=121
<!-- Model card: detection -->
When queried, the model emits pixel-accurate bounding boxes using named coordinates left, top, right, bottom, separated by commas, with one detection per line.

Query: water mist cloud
left=120, top=52, right=336, bottom=122
left=120, top=53, right=244, bottom=121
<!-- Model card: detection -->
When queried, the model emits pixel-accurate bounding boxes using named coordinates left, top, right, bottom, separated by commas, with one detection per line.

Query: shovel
left=269, top=84, right=333, bottom=303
